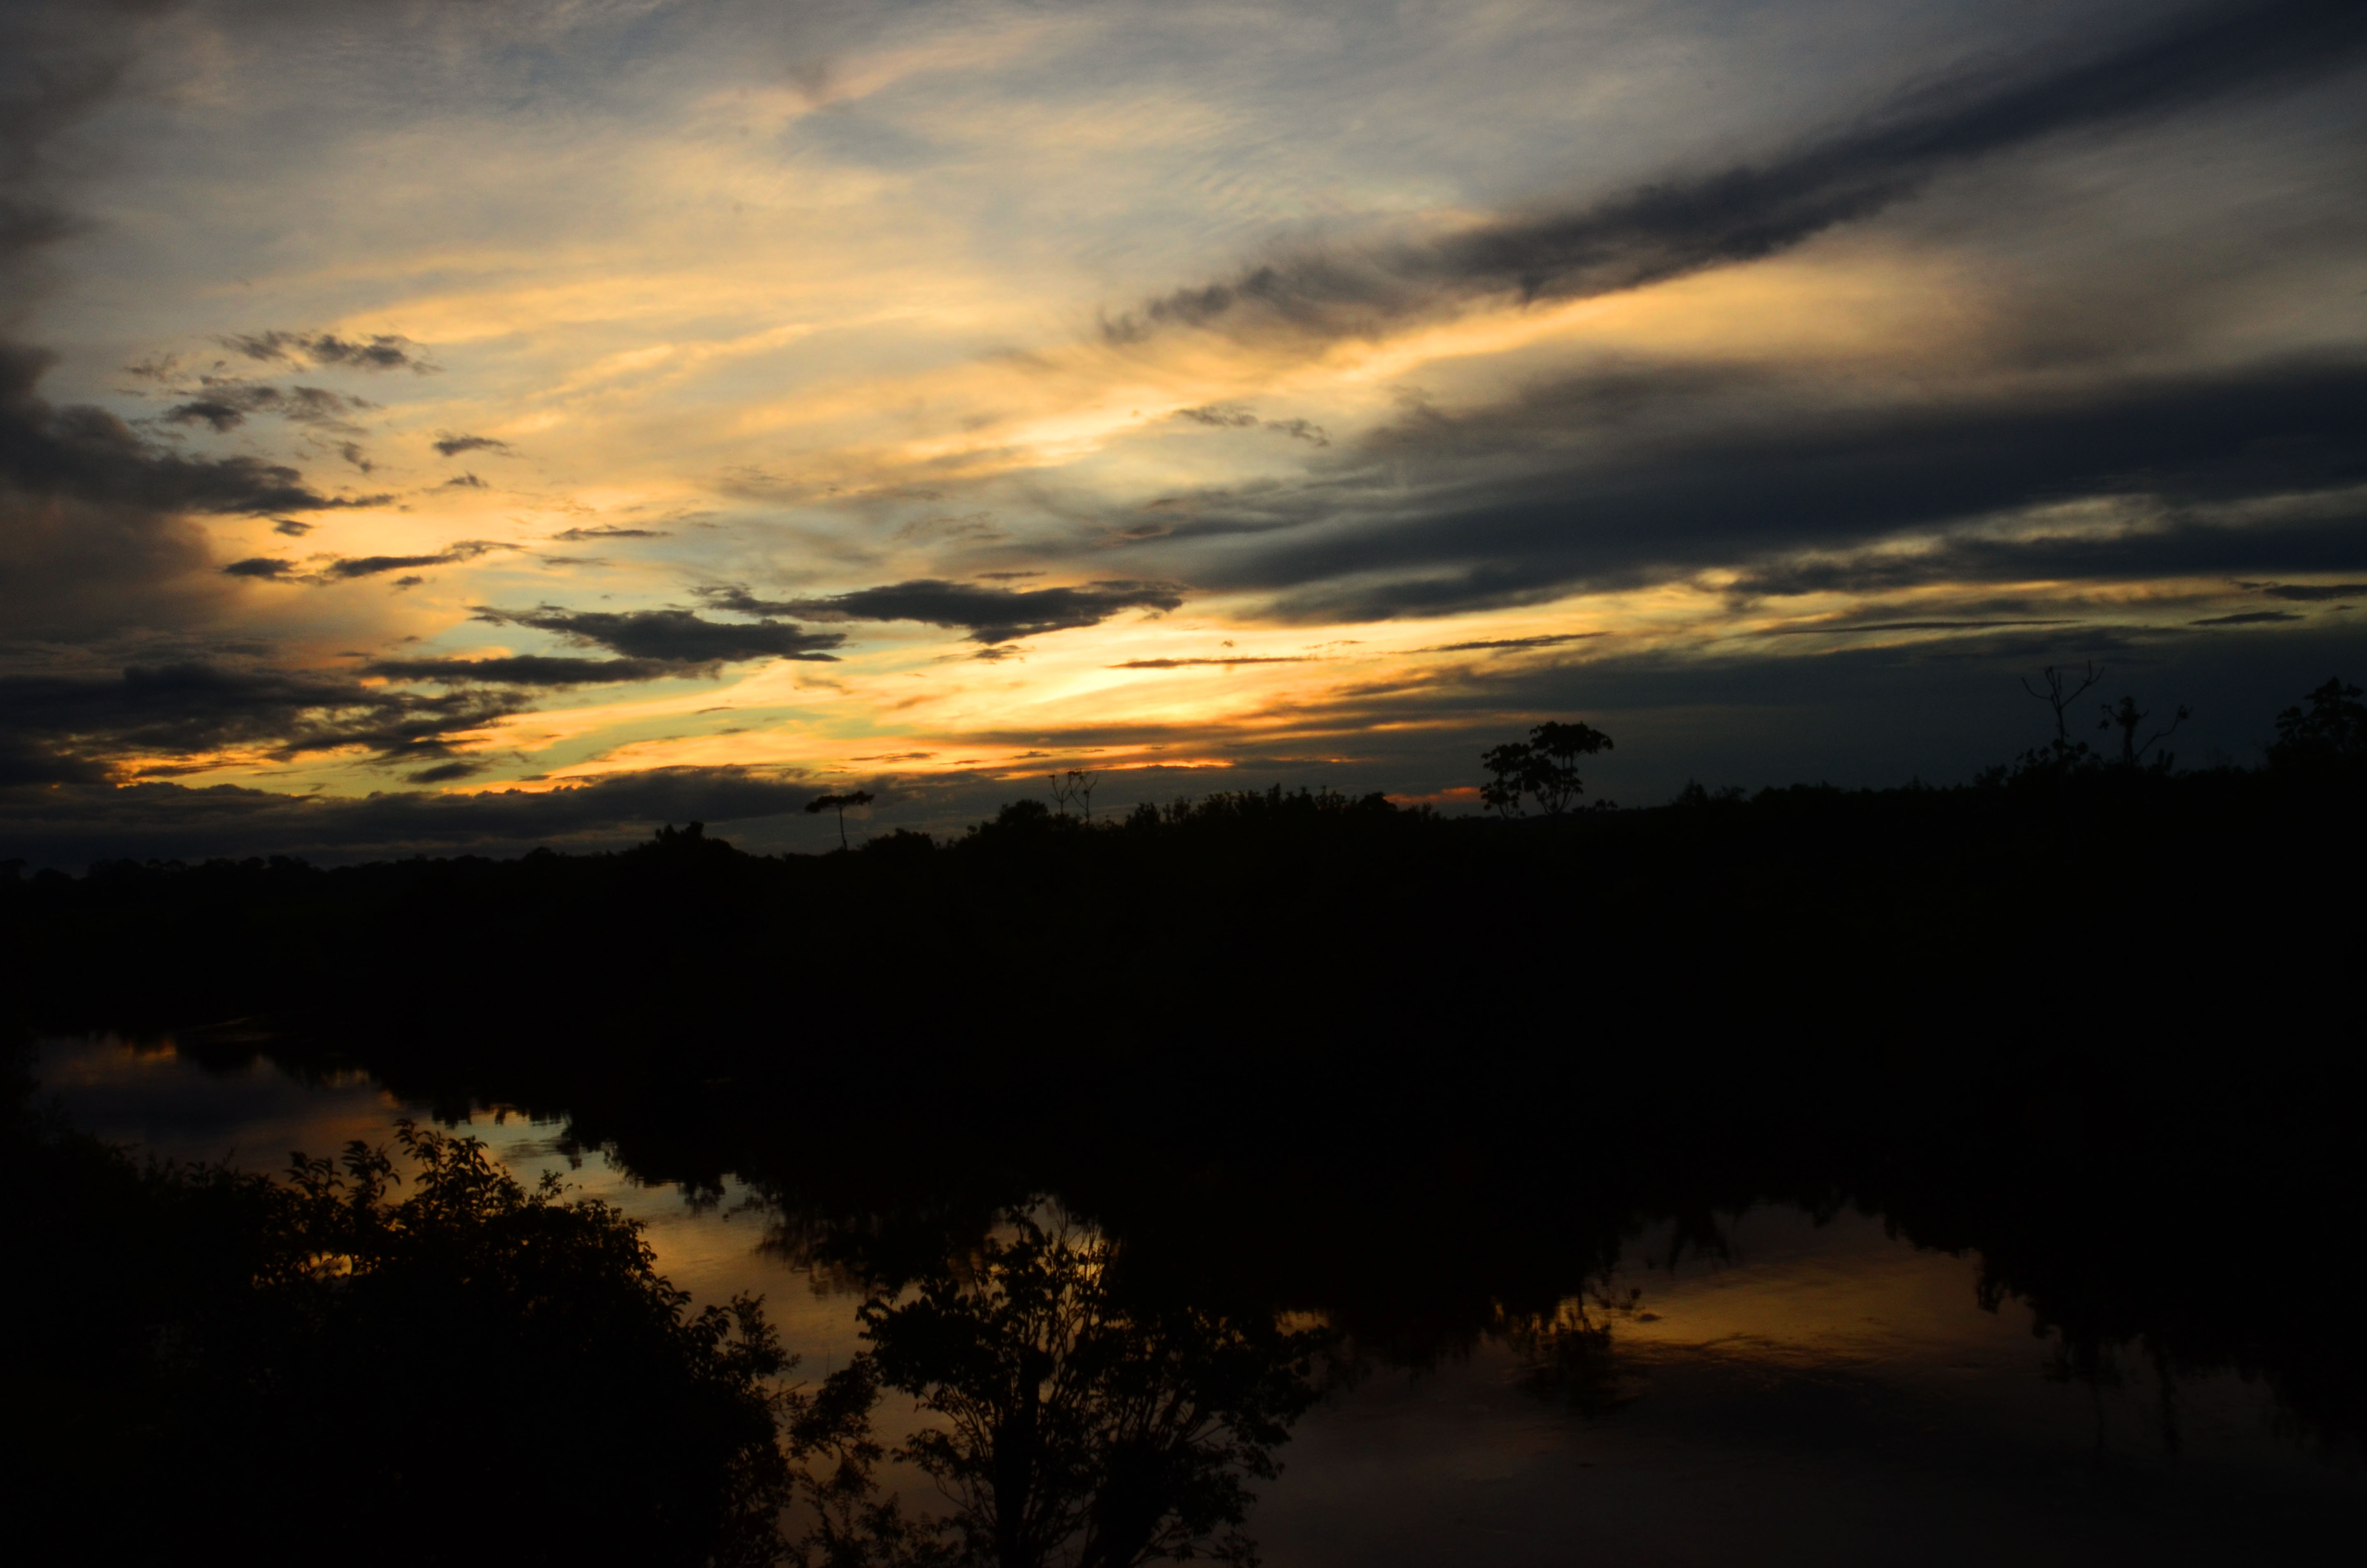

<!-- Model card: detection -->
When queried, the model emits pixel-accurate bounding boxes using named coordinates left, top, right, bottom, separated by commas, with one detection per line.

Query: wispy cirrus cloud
left=1105, top=0, right=2367, bottom=347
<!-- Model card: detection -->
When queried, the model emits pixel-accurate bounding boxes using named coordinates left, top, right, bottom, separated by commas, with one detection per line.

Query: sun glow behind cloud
left=5, top=0, right=2364, bottom=847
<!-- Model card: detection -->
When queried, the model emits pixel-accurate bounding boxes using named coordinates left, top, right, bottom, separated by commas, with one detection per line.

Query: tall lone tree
left=1481, top=721, right=1614, bottom=817
left=805, top=789, right=876, bottom=850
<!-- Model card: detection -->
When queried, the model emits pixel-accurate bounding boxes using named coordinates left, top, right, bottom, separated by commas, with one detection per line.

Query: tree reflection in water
left=1496, top=1281, right=1647, bottom=1418
left=5, top=1099, right=794, bottom=1566
left=782, top=1207, right=1331, bottom=1568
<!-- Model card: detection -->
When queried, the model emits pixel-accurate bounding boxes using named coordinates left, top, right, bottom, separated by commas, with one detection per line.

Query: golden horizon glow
left=13, top=0, right=2363, bottom=835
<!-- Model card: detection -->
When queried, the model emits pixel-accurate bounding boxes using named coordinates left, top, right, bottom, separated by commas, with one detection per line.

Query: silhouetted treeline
left=6, top=703, right=2361, bottom=1054
left=6, top=682, right=2364, bottom=1490
left=0, top=1071, right=791, bottom=1566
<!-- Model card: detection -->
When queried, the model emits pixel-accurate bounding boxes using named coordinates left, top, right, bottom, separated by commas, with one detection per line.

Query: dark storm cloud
left=364, top=655, right=704, bottom=687
left=476, top=605, right=845, bottom=662
left=433, top=432, right=512, bottom=457
left=4, top=346, right=373, bottom=516
left=221, top=329, right=435, bottom=373
left=0, top=764, right=825, bottom=867
left=2255, top=582, right=2367, bottom=601
left=2191, top=610, right=2302, bottom=626
left=1109, top=0, right=2367, bottom=344
left=221, top=555, right=296, bottom=579
left=443, top=472, right=486, bottom=488
left=221, top=540, right=512, bottom=584
left=1719, top=506, right=2367, bottom=606
left=0, top=4, right=241, bottom=642
left=161, top=397, right=245, bottom=432
left=3, top=339, right=386, bottom=639
left=690, top=585, right=804, bottom=615
left=1174, top=354, right=2367, bottom=621
left=744, top=579, right=1187, bottom=643
left=325, top=541, right=504, bottom=580
left=162, top=380, right=376, bottom=432
left=0, top=661, right=521, bottom=783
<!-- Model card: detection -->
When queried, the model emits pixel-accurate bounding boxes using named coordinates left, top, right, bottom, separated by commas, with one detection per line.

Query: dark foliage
left=2268, top=676, right=2367, bottom=769
left=784, top=1208, right=1329, bottom=1568
left=1480, top=718, right=1614, bottom=815
left=1, top=1086, right=791, bottom=1566
left=2, top=675, right=2365, bottom=1540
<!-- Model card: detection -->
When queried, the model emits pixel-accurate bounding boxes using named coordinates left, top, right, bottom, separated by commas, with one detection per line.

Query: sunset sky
left=5, top=0, right=2365, bottom=859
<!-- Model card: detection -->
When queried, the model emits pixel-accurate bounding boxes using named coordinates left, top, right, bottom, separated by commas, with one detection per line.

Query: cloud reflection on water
left=30, top=1035, right=2362, bottom=1563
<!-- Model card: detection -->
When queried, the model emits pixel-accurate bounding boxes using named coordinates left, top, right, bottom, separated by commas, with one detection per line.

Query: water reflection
left=785, top=1207, right=1329, bottom=1567
left=23, top=1034, right=2367, bottom=1565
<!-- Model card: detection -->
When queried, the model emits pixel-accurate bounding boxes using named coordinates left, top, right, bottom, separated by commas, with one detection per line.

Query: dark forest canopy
left=5, top=674, right=2362, bottom=1047
left=5, top=678, right=2363, bottom=1561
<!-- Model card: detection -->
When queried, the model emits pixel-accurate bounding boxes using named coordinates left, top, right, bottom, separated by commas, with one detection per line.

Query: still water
left=36, top=1034, right=2360, bottom=1564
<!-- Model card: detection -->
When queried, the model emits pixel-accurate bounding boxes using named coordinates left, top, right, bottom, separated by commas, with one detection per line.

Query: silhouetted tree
left=1480, top=741, right=1532, bottom=818
left=1480, top=721, right=1614, bottom=816
left=1047, top=770, right=1100, bottom=820
left=784, top=1207, right=1328, bottom=1568
left=2268, top=677, right=2367, bottom=769
left=1525, top=720, right=1614, bottom=813
left=8, top=1112, right=792, bottom=1566
left=809, top=790, right=879, bottom=850
left=2022, top=662, right=2106, bottom=746
left=2099, top=695, right=2188, bottom=769
left=1497, top=1280, right=1646, bottom=1418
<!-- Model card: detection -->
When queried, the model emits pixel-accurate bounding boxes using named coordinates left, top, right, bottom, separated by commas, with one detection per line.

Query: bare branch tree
left=2100, top=695, right=2190, bottom=768
left=1070, top=769, right=1098, bottom=822
left=2022, top=662, right=2106, bottom=745
left=1046, top=772, right=1079, bottom=817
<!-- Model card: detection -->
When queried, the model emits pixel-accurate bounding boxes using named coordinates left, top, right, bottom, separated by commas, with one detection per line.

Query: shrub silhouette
left=2269, top=677, right=2367, bottom=769
left=7, top=1105, right=791, bottom=1566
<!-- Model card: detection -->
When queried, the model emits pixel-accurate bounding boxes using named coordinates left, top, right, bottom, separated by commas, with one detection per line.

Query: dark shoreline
left=12, top=750, right=2365, bottom=1431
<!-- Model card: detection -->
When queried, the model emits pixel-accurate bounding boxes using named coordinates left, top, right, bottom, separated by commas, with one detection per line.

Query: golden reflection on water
left=34, top=1036, right=2365, bottom=1567
left=37, top=1036, right=871, bottom=1365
